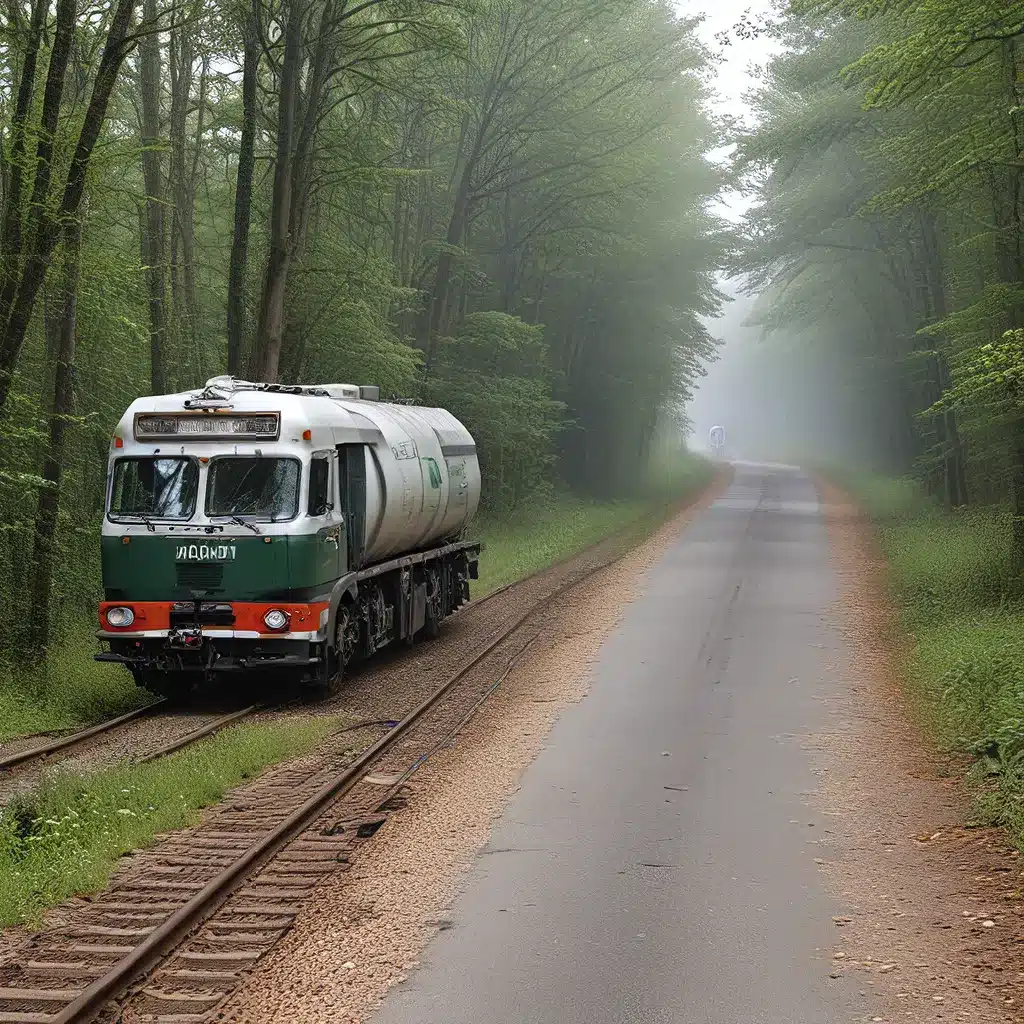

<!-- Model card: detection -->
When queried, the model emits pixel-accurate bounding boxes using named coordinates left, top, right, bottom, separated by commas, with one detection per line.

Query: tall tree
left=227, top=1, right=260, bottom=374
left=28, top=212, right=83, bottom=662
left=0, top=0, right=140, bottom=414
left=138, top=0, right=168, bottom=395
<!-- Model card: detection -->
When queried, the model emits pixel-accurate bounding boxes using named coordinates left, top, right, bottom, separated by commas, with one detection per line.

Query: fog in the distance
left=687, top=287, right=872, bottom=469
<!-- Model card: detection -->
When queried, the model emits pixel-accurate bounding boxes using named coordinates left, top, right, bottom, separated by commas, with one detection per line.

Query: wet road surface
left=373, top=464, right=867, bottom=1024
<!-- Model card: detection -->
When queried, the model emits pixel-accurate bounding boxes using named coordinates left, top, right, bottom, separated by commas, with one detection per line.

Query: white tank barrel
left=337, top=399, right=481, bottom=563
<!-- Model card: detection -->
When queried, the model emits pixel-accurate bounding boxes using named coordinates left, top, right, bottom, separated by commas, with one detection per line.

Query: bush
left=426, top=312, right=564, bottom=516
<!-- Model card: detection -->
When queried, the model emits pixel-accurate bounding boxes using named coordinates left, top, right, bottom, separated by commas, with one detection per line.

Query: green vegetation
left=847, top=475, right=1024, bottom=840
left=474, top=455, right=714, bottom=596
left=0, top=624, right=150, bottom=743
left=0, top=0, right=725, bottom=678
left=0, top=717, right=335, bottom=926
left=731, top=1, right=1024, bottom=517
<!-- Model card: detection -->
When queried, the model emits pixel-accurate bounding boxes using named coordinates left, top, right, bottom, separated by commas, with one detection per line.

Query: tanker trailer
left=95, top=376, right=482, bottom=699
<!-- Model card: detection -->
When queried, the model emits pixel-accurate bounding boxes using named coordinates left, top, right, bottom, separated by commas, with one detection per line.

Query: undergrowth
left=0, top=624, right=151, bottom=742
left=845, top=473, right=1024, bottom=842
left=0, top=717, right=334, bottom=926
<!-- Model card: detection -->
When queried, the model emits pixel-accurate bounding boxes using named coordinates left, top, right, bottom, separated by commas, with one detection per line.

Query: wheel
left=309, top=604, right=358, bottom=700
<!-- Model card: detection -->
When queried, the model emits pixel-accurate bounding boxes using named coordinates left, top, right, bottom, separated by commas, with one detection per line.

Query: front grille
left=175, top=563, right=225, bottom=593
left=170, top=601, right=235, bottom=626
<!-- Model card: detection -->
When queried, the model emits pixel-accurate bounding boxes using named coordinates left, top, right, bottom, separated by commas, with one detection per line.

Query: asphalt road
left=373, top=464, right=867, bottom=1024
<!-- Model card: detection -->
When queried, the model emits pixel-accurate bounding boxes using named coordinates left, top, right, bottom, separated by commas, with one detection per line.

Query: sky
left=680, top=0, right=781, bottom=221
left=672, top=0, right=782, bottom=449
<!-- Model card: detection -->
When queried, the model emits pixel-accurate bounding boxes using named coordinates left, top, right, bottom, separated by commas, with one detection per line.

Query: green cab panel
left=101, top=533, right=336, bottom=602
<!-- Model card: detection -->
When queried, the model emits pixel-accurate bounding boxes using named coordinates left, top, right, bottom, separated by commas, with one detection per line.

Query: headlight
left=106, top=606, right=135, bottom=628
left=263, top=608, right=289, bottom=631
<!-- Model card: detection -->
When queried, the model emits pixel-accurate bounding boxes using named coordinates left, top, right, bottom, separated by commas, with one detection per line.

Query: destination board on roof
left=134, top=413, right=280, bottom=441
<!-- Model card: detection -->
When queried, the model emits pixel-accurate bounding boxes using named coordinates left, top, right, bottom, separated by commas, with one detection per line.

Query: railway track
left=0, top=556, right=619, bottom=1024
left=0, top=703, right=261, bottom=779
left=0, top=494, right=658, bottom=785
left=0, top=570, right=534, bottom=785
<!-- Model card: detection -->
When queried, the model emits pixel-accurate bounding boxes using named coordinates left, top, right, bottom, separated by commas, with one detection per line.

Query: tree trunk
left=227, top=4, right=260, bottom=375
left=919, top=211, right=967, bottom=506
left=139, top=0, right=168, bottom=395
left=27, top=213, right=82, bottom=663
left=420, top=173, right=472, bottom=371
left=183, top=58, right=207, bottom=371
left=0, top=0, right=139, bottom=416
left=168, top=25, right=195, bottom=353
left=0, top=0, right=46, bottom=286
left=252, top=0, right=303, bottom=383
left=0, top=0, right=75, bottom=407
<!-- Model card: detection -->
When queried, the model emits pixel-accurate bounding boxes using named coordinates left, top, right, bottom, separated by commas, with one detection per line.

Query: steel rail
left=0, top=700, right=166, bottom=771
left=0, top=494, right=664, bottom=780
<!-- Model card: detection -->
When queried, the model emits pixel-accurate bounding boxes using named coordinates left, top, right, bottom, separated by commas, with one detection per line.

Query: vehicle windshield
left=110, top=457, right=198, bottom=520
left=206, top=457, right=299, bottom=521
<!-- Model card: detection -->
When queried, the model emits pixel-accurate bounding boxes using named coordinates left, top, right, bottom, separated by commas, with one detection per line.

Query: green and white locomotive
left=96, top=376, right=481, bottom=698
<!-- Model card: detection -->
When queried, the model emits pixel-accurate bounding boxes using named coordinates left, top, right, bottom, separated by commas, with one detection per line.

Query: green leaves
left=0, top=0, right=724, bottom=668
left=924, top=330, right=1024, bottom=416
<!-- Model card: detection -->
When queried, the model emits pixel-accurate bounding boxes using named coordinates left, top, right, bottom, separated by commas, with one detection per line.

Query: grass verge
left=0, top=716, right=335, bottom=926
left=0, top=624, right=151, bottom=743
left=835, top=472, right=1024, bottom=842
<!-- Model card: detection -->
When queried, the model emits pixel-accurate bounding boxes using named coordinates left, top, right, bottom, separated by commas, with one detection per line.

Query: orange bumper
left=98, top=601, right=330, bottom=635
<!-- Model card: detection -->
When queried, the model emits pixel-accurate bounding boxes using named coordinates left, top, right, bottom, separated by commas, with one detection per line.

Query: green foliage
left=0, top=717, right=335, bottom=925
left=0, top=624, right=151, bottom=742
left=0, top=0, right=723, bottom=675
left=882, top=505, right=1016, bottom=622
left=733, top=0, right=1024, bottom=510
left=428, top=313, right=564, bottom=513
left=925, top=329, right=1024, bottom=416
left=849, top=473, right=1024, bottom=841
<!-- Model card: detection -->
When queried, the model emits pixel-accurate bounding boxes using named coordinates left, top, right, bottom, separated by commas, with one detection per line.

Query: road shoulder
left=812, top=481, right=1024, bottom=1022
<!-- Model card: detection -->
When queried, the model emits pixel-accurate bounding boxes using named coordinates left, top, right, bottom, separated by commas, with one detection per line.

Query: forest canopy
left=732, top=0, right=1024, bottom=538
left=0, top=0, right=726, bottom=663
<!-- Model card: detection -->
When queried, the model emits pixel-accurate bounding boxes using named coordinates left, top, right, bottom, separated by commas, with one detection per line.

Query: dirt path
left=813, top=482, right=1024, bottom=1022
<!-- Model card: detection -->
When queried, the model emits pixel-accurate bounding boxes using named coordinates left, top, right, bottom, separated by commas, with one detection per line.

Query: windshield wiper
left=125, top=514, right=157, bottom=533
left=215, top=514, right=261, bottom=535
